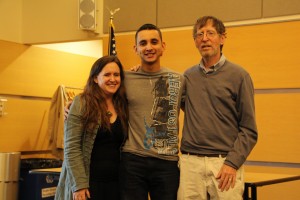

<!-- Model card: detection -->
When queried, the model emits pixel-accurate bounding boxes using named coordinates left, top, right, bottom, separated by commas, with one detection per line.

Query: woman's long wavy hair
left=80, top=55, right=128, bottom=133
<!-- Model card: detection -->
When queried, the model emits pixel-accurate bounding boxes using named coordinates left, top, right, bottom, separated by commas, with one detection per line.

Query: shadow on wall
left=0, top=40, right=29, bottom=72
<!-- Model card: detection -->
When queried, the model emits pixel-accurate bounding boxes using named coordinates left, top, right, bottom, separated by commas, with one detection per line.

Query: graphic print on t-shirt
left=143, top=73, right=181, bottom=155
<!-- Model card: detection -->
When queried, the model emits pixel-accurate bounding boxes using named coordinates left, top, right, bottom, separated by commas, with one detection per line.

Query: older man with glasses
left=178, top=16, right=258, bottom=200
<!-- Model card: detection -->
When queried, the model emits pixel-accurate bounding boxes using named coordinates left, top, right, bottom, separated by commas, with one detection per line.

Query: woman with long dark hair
left=55, top=55, right=128, bottom=200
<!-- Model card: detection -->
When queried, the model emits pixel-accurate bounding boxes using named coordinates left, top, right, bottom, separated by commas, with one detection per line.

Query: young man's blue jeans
left=120, top=152, right=179, bottom=200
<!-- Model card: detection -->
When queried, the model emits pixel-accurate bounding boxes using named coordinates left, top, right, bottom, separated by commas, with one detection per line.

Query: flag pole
left=108, top=8, right=120, bottom=56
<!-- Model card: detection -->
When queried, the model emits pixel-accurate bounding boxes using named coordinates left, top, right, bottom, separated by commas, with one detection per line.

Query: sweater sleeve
left=63, top=95, right=89, bottom=192
left=225, top=73, right=258, bottom=169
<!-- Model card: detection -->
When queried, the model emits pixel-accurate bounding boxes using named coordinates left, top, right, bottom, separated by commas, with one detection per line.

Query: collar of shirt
left=199, top=54, right=226, bottom=74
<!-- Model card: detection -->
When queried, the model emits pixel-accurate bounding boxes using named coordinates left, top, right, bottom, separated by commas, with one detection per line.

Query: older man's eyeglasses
left=195, top=31, right=218, bottom=40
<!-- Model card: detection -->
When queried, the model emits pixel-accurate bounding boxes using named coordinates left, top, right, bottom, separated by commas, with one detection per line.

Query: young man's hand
left=64, top=101, right=73, bottom=120
left=130, top=65, right=140, bottom=72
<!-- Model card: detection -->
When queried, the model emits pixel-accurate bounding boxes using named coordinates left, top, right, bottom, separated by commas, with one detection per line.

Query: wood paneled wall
left=103, top=20, right=300, bottom=164
left=0, top=41, right=97, bottom=156
left=103, top=0, right=300, bottom=32
left=1, top=20, right=299, bottom=163
left=1, top=17, right=299, bottom=200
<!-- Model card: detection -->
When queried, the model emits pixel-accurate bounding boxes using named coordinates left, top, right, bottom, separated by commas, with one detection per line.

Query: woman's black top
left=90, top=117, right=124, bottom=182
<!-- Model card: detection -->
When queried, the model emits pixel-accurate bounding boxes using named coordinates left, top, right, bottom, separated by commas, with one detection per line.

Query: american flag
left=108, top=18, right=117, bottom=56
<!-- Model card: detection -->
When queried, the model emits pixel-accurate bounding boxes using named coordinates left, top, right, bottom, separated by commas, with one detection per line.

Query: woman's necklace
left=106, top=111, right=112, bottom=118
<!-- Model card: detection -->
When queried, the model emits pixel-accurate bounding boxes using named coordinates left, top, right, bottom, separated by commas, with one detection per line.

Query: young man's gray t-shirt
left=122, top=67, right=185, bottom=161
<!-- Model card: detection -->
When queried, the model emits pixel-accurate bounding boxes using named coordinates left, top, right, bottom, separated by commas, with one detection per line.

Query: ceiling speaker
left=79, top=0, right=96, bottom=30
